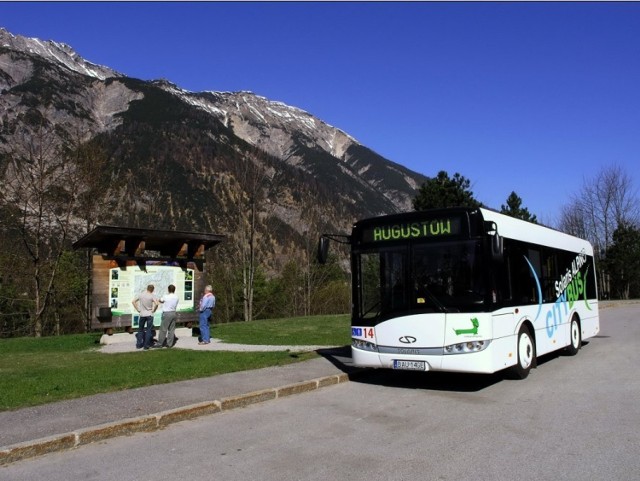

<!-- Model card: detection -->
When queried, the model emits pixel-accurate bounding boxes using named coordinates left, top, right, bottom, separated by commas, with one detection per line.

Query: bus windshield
left=355, top=240, right=487, bottom=324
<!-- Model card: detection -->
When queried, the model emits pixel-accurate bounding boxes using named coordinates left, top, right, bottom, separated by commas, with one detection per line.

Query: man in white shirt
left=157, top=284, right=179, bottom=348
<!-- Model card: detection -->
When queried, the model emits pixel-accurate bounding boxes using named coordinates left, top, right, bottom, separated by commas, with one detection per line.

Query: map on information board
left=108, top=263, right=195, bottom=316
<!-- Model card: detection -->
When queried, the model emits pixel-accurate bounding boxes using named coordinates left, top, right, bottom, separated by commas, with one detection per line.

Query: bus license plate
left=393, top=360, right=426, bottom=371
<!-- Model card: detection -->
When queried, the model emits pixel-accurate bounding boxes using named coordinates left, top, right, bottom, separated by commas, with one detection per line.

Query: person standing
left=198, top=285, right=215, bottom=345
left=132, top=284, right=159, bottom=350
left=156, top=284, right=179, bottom=348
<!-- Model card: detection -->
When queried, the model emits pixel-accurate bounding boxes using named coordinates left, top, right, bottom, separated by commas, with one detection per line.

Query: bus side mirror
left=491, top=234, right=504, bottom=262
left=484, top=221, right=503, bottom=262
left=317, top=236, right=330, bottom=264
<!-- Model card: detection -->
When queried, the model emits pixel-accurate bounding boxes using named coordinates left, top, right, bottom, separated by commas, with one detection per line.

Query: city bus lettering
left=555, top=251, right=588, bottom=298
left=555, top=269, right=573, bottom=298
left=572, top=250, right=587, bottom=275
left=566, top=271, right=585, bottom=309
left=547, top=291, right=569, bottom=337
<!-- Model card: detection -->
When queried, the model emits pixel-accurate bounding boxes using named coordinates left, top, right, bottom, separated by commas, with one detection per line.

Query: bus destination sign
left=362, top=217, right=463, bottom=243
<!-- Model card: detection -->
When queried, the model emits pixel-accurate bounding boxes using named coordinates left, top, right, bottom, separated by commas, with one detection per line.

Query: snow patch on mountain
left=0, top=27, right=427, bottom=216
left=0, top=28, right=120, bottom=80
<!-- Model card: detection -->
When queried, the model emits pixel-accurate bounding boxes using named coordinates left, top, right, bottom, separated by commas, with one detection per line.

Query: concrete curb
left=0, top=372, right=351, bottom=465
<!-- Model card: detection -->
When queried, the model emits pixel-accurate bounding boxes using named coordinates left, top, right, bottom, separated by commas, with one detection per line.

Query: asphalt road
left=2, top=304, right=639, bottom=481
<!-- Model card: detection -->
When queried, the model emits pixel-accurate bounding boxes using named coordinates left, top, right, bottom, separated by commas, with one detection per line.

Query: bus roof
left=479, top=207, right=594, bottom=256
left=352, top=208, right=594, bottom=256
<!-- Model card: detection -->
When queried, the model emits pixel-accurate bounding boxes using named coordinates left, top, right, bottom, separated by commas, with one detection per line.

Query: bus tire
left=566, top=316, right=581, bottom=356
left=510, top=325, right=535, bottom=380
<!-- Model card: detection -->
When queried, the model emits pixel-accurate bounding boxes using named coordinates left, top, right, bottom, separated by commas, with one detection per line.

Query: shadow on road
left=316, top=346, right=502, bottom=392
left=316, top=346, right=361, bottom=374
left=317, top=341, right=599, bottom=393
left=354, top=369, right=504, bottom=392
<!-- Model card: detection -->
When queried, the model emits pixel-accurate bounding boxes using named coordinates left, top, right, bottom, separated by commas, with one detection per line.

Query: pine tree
left=412, top=171, right=481, bottom=211
left=604, top=222, right=640, bottom=299
left=500, top=191, right=538, bottom=223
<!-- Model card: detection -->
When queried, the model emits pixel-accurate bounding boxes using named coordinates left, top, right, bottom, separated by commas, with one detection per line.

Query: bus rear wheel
left=566, top=316, right=581, bottom=356
left=510, top=325, right=535, bottom=379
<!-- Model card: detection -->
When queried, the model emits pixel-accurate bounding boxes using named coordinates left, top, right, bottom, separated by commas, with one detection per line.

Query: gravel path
left=99, top=333, right=335, bottom=354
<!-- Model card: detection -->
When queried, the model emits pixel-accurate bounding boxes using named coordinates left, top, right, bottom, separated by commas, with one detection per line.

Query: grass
left=212, top=314, right=350, bottom=346
left=0, top=314, right=350, bottom=411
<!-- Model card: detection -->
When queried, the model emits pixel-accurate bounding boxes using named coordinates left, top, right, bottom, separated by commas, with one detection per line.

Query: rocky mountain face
left=0, top=27, right=427, bottom=271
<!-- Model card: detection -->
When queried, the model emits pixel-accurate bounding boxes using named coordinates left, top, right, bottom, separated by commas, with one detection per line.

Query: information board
left=108, top=262, right=195, bottom=316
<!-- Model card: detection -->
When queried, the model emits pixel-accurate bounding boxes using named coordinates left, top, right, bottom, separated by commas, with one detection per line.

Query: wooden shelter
left=73, top=226, right=225, bottom=332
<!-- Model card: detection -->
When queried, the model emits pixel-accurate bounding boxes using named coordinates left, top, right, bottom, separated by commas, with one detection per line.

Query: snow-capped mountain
left=159, top=84, right=426, bottom=211
left=0, top=27, right=428, bottom=270
left=0, top=27, right=120, bottom=80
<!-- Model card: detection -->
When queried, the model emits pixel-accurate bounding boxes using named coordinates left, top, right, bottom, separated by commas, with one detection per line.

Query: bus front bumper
left=352, top=336, right=515, bottom=375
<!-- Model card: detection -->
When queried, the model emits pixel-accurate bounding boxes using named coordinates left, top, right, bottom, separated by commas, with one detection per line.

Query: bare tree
left=559, top=164, right=639, bottom=298
left=1, top=124, right=67, bottom=335
left=0, top=123, right=109, bottom=336
left=298, top=188, right=351, bottom=317
left=228, top=148, right=277, bottom=322
left=560, top=165, right=638, bottom=250
left=558, top=206, right=590, bottom=240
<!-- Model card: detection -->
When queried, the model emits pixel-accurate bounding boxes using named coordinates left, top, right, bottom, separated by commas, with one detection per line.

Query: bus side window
left=504, top=242, right=540, bottom=306
left=495, top=246, right=513, bottom=305
left=527, top=248, right=542, bottom=303
left=541, top=249, right=558, bottom=302
left=586, top=258, right=597, bottom=298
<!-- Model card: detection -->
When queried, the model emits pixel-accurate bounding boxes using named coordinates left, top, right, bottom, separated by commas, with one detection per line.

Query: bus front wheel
left=510, top=325, right=535, bottom=380
left=566, top=316, right=581, bottom=356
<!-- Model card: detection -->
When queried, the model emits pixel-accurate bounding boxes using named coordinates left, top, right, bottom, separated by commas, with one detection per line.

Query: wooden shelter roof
left=73, top=226, right=225, bottom=270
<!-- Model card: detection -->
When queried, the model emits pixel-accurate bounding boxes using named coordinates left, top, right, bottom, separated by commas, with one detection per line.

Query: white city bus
left=321, top=207, right=600, bottom=379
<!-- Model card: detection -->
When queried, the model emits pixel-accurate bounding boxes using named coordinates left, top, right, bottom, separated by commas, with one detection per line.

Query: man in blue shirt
left=198, top=285, right=215, bottom=345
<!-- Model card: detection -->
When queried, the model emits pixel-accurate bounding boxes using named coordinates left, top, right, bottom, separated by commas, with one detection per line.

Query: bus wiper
left=362, top=301, right=381, bottom=318
left=423, top=288, right=449, bottom=313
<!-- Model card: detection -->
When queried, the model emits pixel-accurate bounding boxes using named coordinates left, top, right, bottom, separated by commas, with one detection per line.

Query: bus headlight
left=352, top=338, right=378, bottom=352
left=444, top=339, right=490, bottom=354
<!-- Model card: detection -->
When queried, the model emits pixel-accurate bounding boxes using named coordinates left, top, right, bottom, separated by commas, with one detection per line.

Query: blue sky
left=2, top=2, right=639, bottom=224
